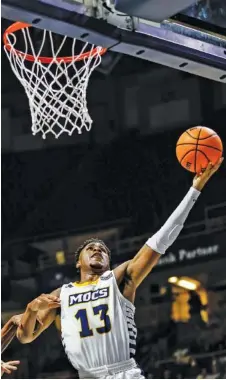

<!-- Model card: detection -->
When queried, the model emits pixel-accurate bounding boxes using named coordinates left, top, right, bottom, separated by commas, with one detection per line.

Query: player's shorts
left=78, top=358, right=145, bottom=379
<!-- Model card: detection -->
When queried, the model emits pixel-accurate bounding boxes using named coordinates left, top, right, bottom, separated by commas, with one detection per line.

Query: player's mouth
left=91, top=253, right=103, bottom=260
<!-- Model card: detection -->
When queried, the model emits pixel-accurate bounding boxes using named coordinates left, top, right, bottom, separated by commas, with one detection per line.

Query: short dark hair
left=74, top=238, right=111, bottom=267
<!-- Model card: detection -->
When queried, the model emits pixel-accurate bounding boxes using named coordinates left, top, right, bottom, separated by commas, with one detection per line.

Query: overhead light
left=177, top=279, right=197, bottom=290
left=168, top=276, right=178, bottom=284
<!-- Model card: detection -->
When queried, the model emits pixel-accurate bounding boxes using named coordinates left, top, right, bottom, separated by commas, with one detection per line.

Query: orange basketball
left=176, top=126, right=223, bottom=173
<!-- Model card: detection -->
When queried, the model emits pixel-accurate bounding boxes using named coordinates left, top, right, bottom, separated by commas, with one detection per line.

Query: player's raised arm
left=17, top=290, right=61, bottom=344
left=126, top=158, right=223, bottom=288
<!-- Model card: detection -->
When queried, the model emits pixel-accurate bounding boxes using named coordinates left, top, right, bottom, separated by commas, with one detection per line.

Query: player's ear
left=76, top=260, right=81, bottom=274
left=76, top=260, right=81, bottom=269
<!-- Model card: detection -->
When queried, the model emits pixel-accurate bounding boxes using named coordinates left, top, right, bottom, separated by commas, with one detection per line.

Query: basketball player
left=1, top=314, right=22, bottom=377
left=17, top=159, right=223, bottom=379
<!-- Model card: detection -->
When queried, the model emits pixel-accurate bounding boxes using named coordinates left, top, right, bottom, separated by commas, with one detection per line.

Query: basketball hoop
left=3, top=22, right=107, bottom=139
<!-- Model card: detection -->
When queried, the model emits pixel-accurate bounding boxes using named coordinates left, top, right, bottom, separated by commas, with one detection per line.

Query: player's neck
left=79, top=272, right=101, bottom=284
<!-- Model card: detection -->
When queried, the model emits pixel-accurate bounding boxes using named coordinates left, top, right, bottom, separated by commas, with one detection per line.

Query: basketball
left=176, top=127, right=223, bottom=173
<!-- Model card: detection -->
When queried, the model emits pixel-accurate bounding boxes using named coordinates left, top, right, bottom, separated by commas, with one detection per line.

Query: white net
left=4, top=25, right=106, bottom=139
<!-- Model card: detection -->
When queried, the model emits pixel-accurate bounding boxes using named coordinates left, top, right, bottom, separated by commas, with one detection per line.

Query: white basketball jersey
left=60, top=270, right=137, bottom=373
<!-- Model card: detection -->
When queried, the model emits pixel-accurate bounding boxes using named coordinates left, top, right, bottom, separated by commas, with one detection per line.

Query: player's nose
left=93, top=247, right=101, bottom=253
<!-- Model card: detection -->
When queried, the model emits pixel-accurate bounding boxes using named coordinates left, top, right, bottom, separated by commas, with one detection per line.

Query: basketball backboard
left=2, top=0, right=226, bottom=82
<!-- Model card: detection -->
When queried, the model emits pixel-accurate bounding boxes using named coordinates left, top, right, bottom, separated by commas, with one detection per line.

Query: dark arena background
left=1, top=0, right=226, bottom=378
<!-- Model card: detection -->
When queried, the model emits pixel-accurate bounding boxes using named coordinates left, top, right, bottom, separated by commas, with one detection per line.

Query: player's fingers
left=198, top=162, right=213, bottom=177
left=206, top=161, right=213, bottom=172
left=37, top=316, right=43, bottom=326
left=44, top=298, right=60, bottom=307
left=208, top=157, right=223, bottom=176
left=3, top=367, right=11, bottom=374
left=39, top=294, right=55, bottom=302
left=40, top=295, right=55, bottom=304
left=48, top=302, right=61, bottom=309
left=213, top=156, right=224, bottom=170
left=1, top=365, right=12, bottom=374
left=46, top=294, right=60, bottom=302
left=35, top=298, right=45, bottom=307
left=34, top=297, right=50, bottom=309
left=7, top=361, right=20, bottom=365
left=194, top=171, right=201, bottom=178
left=6, top=365, right=18, bottom=371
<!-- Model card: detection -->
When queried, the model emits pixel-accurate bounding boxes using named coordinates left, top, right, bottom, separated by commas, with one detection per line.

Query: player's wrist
left=192, top=183, right=204, bottom=191
left=27, top=301, right=39, bottom=313
left=192, top=177, right=208, bottom=191
left=191, top=184, right=203, bottom=193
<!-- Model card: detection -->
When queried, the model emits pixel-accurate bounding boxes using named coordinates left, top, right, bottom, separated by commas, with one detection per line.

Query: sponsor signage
left=155, top=230, right=225, bottom=269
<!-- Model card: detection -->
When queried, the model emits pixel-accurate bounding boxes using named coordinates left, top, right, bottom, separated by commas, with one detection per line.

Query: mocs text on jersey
left=69, top=287, right=109, bottom=306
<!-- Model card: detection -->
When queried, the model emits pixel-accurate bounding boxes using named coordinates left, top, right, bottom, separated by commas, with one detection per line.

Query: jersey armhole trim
left=111, top=271, right=135, bottom=312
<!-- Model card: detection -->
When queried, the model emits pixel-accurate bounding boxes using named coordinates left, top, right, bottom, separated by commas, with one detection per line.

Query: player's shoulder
left=64, top=283, right=74, bottom=288
left=61, top=283, right=74, bottom=291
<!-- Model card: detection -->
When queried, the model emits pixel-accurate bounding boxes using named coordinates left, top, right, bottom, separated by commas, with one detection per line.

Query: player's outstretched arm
left=17, top=290, right=61, bottom=344
left=1, top=315, right=23, bottom=354
left=126, top=158, right=223, bottom=288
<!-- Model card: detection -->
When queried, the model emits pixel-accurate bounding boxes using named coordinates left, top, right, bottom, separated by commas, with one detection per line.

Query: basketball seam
left=196, top=149, right=210, bottom=167
left=186, top=130, right=217, bottom=140
left=179, top=149, right=211, bottom=171
left=198, top=133, right=217, bottom=140
left=179, top=149, right=196, bottom=165
left=195, top=128, right=202, bottom=173
left=176, top=143, right=222, bottom=152
left=186, top=130, right=200, bottom=139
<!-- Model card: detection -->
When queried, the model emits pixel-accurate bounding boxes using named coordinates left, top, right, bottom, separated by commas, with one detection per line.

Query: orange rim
left=3, top=21, right=107, bottom=63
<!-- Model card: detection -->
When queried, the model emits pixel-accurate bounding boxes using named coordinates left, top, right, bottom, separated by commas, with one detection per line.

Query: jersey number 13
left=75, top=304, right=111, bottom=338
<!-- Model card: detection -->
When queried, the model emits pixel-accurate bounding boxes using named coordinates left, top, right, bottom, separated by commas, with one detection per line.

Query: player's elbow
left=16, top=329, right=34, bottom=344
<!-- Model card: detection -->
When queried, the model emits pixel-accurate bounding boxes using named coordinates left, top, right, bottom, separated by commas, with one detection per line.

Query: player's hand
left=28, top=294, right=60, bottom=312
left=10, top=314, right=23, bottom=327
left=1, top=360, right=20, bottom=375
left=192, top=157, right=224, bottom=191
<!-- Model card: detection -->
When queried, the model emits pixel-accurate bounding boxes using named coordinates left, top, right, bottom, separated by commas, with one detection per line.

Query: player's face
left=77, top=242, right=110, bottom=274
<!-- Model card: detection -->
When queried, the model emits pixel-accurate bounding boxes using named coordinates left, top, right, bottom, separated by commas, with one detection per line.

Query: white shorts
left=78, top=358, right=145, bottom=379
left=103, top=367, right=144, bottom=379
